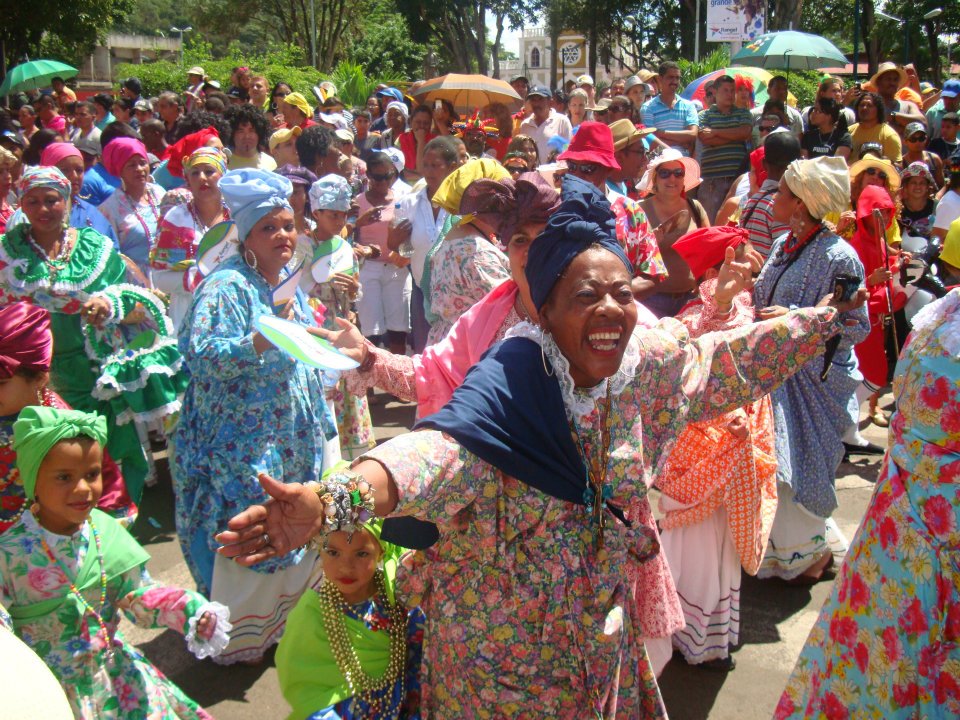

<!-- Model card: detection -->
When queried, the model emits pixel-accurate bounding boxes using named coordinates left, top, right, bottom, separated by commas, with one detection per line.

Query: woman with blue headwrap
left=172, top=167, right=337, bottom=665
left=219, top=176, right=866, bottom=716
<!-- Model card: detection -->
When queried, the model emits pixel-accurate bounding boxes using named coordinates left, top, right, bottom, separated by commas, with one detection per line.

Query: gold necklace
left=569, top=383, right=614, bottom=550
left=318, top=571, right=408, bottom=715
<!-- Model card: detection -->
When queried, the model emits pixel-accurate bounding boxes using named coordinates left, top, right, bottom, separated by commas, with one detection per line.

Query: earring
left=30, top=500, right=40, bottom=516
left=539, top=328, right=555, bottom=377
left=243, top=247, right=259, bottom=271
left=36, top=388, right=44, bottom=405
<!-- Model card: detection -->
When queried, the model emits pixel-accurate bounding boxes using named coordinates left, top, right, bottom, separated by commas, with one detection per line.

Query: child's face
left=313, top=209, right=347, bottom=238
left=0, top=373, right=46, bottom=417
left=321, top=529, right=382, bottom=604
left=34, top=438, right=102, bottom=535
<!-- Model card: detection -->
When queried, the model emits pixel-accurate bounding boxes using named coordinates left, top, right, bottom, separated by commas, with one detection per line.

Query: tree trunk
left=588, top=20, right=598, bottom=79
left=863, top=0, right=879, bottom=76
left=924, top=21, right=941, bottom=86
left=492, top=12, right=505, bottom=79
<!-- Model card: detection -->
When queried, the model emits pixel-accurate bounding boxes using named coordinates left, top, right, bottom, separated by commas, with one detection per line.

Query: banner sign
left=706, top=0, right=766, bottom=42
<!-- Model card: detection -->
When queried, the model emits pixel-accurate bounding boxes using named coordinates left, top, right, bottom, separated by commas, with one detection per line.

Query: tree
left=347, top=0, right=431, bottom=78
left=1, top=0, right=134, bottom=72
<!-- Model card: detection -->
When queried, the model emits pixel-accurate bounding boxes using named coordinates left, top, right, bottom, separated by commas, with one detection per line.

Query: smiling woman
left=217, top=173, right=868, bottom=717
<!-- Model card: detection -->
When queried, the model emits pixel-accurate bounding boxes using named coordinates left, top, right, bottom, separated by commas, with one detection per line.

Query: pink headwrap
left=0, top=303, right=53, bottom=378
left=101, top=137, right=148, bottom=177
left=40, top=142, right=82, bottom=168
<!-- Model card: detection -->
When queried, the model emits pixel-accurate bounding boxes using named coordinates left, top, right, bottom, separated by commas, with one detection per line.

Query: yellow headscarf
left=431, top=158, right=510, bottom=222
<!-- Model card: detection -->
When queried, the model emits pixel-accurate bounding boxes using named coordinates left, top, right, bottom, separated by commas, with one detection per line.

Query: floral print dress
left=0, top=510, right=230, bottom=720
left=423, top=225, right=510, bottom=346
left=776, top=290, right=960, bottom=720
left=360, top=306, right=842, bottom=718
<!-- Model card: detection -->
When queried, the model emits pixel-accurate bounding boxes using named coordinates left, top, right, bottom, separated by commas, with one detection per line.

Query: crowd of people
left=0, top=54, right=957, bottom=719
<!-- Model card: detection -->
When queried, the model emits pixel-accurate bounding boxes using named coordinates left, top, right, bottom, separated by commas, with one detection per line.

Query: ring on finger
left=262, top=532, right=270, bottom=546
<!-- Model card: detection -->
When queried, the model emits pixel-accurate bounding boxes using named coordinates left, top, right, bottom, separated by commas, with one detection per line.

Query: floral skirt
left=775, top=456, right=960, bottom=718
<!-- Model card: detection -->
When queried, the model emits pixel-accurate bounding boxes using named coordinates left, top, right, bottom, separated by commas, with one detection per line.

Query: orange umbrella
left=413, top=73, right=522, bottom=111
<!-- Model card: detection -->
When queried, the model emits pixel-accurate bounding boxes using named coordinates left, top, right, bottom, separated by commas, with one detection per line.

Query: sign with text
left=706, top=0, right=766, bottom=42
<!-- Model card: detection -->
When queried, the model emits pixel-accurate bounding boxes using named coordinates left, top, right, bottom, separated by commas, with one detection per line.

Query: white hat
left=379, top=147, right=405, bottom=173
left=636, top=148, right=702, bottom=195
left=334, top=128, right=355, bottom=143
left=577, top=74, right=594, bottom=87
left=187, top=66, right=205, bottom=77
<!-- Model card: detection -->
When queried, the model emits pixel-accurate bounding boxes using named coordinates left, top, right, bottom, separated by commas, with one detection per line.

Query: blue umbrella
left=731, top=31, right=848, bottom=71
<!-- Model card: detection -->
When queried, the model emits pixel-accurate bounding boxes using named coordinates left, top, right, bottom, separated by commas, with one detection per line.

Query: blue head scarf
left=219, top=168, right=293, bottom=240
left=309, top=173, right=352, bottom=212
left=525, top=174, right=633, bottom=310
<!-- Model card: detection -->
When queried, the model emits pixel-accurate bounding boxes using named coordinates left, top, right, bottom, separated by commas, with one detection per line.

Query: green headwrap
left=13, top=407, right=108, bottom=498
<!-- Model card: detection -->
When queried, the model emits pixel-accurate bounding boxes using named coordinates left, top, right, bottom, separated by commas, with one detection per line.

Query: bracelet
left=308, top=465, right=375, bottom=537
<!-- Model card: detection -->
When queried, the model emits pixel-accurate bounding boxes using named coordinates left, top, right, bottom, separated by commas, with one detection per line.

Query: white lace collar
left=909, top=289, right=960, bottom=357
left=505, top=321, right=641, bottom=421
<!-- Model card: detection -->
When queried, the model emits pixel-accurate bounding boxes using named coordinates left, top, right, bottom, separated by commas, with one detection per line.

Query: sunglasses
left=566, top=161, right=602, bottom=175
left=656, top=167, right=685, bottom=179
left=368, top=172, right=395, bottom=182
left=864, top=167, right=888, bottom=181
left=907, top=134, right=927, bottom=142
left=759, top=125, right=777, bottom=133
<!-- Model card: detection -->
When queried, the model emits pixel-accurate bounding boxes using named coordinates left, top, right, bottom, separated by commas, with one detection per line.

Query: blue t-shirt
left=152, top=159, right=186, bottom=191
left=641, top=95, right=700, bottom=156
left=80, top=164, right=121, bottom=206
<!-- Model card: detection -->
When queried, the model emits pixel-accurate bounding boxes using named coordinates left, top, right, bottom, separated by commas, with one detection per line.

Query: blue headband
left=525, top=175, right=633, bottom=310
left=219, top=168, right=293, bottom=240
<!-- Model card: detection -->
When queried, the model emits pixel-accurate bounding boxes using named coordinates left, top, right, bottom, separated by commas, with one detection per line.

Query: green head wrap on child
left=13, top=407, right=108, bottom=498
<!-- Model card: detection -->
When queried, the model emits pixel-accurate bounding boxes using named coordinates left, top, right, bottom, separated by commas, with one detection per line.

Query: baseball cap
left=577, top=74, right=594, bottom=87
left=510, top=74, right=529, bottom=84
left=319, top=112, right=349, bottom=132
left=376, top=87, right=404, bottom=103
left=334, top=128, right=355, bottom=144
left=904, top=122, right=927, bottom=139
left=378, top=147, right=405, bottom=173
left=74, top=135, right=102, bottom=157
left=942, top=80, right=960, bottom=99
left=527, top=85, right=551, bottom=99
left=268, top=125, right=302, bottom=151
left=133, top=99, right=152, bottom=113
left=0, top=130, right=24, bottom=148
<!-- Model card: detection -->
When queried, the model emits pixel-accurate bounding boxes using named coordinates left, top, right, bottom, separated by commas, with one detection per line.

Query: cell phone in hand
left=832, top=273, right=860, bottom=302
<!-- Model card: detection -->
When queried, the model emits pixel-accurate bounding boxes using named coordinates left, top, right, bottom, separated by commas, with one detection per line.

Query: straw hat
left=869, top=62, right=907, bottom=90
left=849, top=156, right=901, bottom=193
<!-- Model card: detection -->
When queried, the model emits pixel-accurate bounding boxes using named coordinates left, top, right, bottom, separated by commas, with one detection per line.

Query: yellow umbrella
left=413, top=73, right=522, bottom=112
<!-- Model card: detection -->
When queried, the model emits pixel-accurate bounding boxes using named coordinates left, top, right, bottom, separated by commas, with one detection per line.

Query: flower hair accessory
left=307, top=462, right=376, bottom=536
left=453, top=110, right=499, bottom=139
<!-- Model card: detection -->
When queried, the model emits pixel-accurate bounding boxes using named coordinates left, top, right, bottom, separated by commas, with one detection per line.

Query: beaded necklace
left=38, top=516, right=113, bottom=660
left=317, top=571, right=407, bottom=716
left=189, top=199, right=227, bottom=236
left=27, top=228, right=75, bottom=280
left=568, top=382, right=614, bottom=550
left=782, top=221, right=823, bottom=255
left=125, top=187, right=160, bottom=245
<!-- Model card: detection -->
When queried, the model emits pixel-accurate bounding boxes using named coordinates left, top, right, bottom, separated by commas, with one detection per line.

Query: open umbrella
left=680, top=67, right=797, bottom=107
left=0, top=59, right=78, bottom=95
left=413, top=73, right=521, bottom=112
left=731, top=31, right=848, bottom=71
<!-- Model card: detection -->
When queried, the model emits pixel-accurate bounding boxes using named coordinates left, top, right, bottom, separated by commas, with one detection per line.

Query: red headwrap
left=735, top=75, right=755, bottom=94
left=672, top=225, right=748, bottom=281
left=750, top=146, right=767, bottom=186
left=166, top=127, right=221, bottom=179
left=40, top=142, right=82, bottom=168
left=0, top=303, right=53, bottom=378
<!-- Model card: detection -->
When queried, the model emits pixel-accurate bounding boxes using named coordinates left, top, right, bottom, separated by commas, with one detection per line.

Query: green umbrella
left=0, top=59, right=79, bottom=95
left=731, top=31, right=848, bottom=71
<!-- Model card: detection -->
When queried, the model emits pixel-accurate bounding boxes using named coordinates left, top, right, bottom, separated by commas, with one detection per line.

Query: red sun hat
left=557, top=121, right=620, bottom=171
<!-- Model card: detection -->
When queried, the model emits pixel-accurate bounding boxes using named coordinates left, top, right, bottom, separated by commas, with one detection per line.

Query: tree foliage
left=1, top=0, right=135, bottom=71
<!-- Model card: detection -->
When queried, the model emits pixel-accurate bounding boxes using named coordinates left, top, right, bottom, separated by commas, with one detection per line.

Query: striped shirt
left=698, top=105, right=752, bottom=178
left=739, top=179, right=787, bottom=260
left=641, top=95, right=699, bottom=156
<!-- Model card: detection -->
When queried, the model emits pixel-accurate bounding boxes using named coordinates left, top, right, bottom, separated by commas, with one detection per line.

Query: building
left=497, top=27, right=637, bottom=89
left=76, top=33, right=182, bottom=91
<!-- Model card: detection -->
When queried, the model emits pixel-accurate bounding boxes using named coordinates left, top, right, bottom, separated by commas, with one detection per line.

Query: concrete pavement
left=123, top=391, right=887, bottom=720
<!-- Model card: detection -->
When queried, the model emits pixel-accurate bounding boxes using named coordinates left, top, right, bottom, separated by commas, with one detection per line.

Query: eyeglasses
left=759, top=125, right=777, bottom=133
left=368, top=172, right=395, bottom=182
left=566, top=161, right=602, bottom=175
left=864, top=167, right=888, bottom=181
left=656, top=167, right=685, bottom=179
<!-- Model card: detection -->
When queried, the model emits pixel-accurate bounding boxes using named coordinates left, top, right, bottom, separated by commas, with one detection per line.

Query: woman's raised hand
left=714, top=246, right=762, bottom=306
left=215, top=473, right=325, bottom=565
left=81, top=296, right=113, bottom=328
left=308, top=316, right=367, bottom=364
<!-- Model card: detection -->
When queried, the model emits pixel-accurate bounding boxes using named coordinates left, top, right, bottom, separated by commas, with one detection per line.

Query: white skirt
left=647, top=503, right=741, bottom=668
left=210, top=550, right=318, bottom=664
left=757, top=483, right=847, bottom=580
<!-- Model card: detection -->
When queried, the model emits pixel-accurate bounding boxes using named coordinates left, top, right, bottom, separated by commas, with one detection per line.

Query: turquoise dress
left=172, top=254, right=336, bottom=595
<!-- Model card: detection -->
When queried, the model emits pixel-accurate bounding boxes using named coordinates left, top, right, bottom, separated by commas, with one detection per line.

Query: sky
left=487, top=15, right=526, bottom=58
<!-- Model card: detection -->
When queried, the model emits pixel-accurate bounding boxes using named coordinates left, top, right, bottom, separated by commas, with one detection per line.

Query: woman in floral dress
left=172, top=168, right=336, bottom=664
left=776, top=289, right=960, bottom=719
left=420, top=158, right=512, bottom=345
left=218, top=180, right=866, bottom=718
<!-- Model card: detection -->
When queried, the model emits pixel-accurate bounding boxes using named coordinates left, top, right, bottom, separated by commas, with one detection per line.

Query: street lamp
left=170, top=26, right=192, bottom=66
left=875, top=8, right=941, bottom=65
left=624, top=14, right=640, bottom=72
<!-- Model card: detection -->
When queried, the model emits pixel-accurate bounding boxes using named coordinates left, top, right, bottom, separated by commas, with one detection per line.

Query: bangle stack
left=309, top=467, right=376, bottom=536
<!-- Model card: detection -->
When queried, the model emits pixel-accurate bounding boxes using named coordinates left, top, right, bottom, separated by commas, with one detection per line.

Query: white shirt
left=934, top=190, right=960, bottom=231
left=519, top=109, right=572, bottom=163
left=397, top=186, right=447, bottom=285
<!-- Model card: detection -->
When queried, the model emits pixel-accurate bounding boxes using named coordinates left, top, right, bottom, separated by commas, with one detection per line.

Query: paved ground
left=123, top=391, right=889, bottom=720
